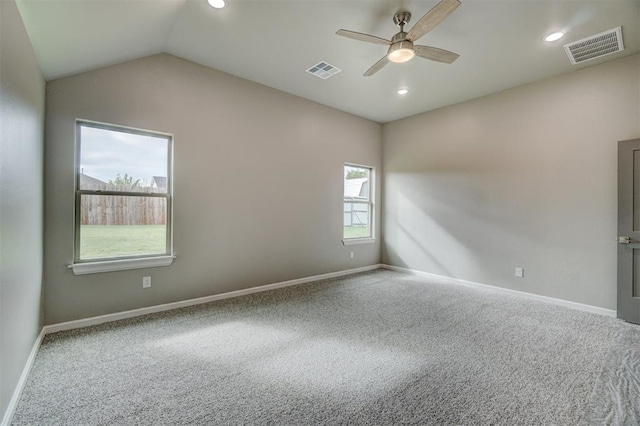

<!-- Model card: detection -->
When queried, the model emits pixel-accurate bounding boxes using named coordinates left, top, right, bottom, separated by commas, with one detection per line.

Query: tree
left=109, top=173, right=141, bottom=187
left=346, top=170, right=367, bottom=179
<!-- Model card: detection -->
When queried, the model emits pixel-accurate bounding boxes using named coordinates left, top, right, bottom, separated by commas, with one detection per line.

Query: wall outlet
left=515, top=267, right=524, bottom=278
left=349, top=251, right=354, bottom=259
left=142, top=276, right=151, bottom=288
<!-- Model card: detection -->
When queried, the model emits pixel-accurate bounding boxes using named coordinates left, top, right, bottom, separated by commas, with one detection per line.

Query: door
left=618, top=138, right=640, bottom=324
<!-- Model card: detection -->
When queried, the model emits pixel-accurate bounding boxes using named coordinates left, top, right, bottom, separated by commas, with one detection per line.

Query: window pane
left=343, top=202, right=370, bottom=238
left=344, top=165, right=370, bottom=201
left=79, top=125, right=168, bottom=193
left=79, top=194, right=167, bottom=260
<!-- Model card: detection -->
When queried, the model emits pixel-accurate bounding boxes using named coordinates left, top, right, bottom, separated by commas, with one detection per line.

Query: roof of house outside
left=344, top=178, right=368, bottom=199
left=80, top=173, right=107, bottom=189
left=151, top=176, right=167, bottom=189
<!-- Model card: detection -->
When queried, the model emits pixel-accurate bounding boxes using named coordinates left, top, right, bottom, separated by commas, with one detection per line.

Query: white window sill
left=342, top=238, right=376, bottom=246
left=69, top=255, right=175, bottom=275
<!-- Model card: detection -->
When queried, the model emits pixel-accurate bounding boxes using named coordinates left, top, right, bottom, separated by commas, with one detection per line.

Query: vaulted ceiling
left=16, top=0, right=640, bottom=123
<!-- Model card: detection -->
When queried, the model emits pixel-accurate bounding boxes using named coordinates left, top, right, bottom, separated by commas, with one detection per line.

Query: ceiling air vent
left=564, top=27, right=624, bottom=65
left=306, top=61, right=341, bottom=79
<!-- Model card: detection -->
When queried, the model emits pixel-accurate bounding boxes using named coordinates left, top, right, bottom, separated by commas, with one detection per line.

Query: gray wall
left=0, top=0, right=45, bottom=419
left=383, top=54, right=640, bottom=310
left=44, top=54, right=382, bottom=325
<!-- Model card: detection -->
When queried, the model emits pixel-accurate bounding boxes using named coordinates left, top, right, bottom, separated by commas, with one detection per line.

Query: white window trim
left=342, top=238, right=376, bottom=246
left=343, top=162, right=375, bottom=244
left=72, top=119, right=175, bottom=273
left=69, top=255, right=176, bottom=275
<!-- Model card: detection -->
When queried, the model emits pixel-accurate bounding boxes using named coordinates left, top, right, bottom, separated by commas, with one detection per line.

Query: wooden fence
left=80, top=185, right=166, bottom=225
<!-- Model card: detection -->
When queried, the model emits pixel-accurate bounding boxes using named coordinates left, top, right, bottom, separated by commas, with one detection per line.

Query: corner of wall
left=0, top=0, right=46, bottom=422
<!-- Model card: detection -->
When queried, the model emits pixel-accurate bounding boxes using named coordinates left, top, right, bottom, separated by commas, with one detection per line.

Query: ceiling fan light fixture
left=388, top=41, right=415, bottom=63
left=207, top=0, right=225, bottom=9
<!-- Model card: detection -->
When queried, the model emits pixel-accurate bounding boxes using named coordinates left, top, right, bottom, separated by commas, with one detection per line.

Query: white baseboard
left=380, top=264, right=617, bottom=318
left=44, top=264, right=383, bottom=335
left=44, top=263, right=616, bottom=334
left=1, top=327, right=45, bottom=426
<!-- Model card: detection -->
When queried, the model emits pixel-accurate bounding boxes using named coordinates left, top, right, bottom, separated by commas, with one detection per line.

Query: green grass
left=80, top=225, right=166, bottom=260
left=343, top=226, right=370, bottom=239
left=81, top=225, right=367, bottom=260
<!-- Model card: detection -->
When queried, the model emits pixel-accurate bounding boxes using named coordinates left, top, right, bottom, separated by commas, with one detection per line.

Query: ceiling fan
left=336, top=0, right=461, bottom=76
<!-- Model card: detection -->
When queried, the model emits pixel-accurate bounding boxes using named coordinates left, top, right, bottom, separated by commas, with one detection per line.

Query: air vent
left=564, top=27, right=624, bottom=65
left=306, top=61, right=341, bottom=79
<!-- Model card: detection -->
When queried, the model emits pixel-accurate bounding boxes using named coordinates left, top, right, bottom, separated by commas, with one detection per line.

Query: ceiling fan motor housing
left=391, top=32, right=410, bottom=44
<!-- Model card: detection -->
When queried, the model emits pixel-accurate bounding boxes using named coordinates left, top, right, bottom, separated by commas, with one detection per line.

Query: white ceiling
left=16, top=0, right=640, bottom=123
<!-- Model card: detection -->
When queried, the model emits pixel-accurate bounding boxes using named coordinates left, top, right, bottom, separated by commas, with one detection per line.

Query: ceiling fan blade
left=414, top=45, right=459, bottom=63
left=405, top=0, right=461, bottom=42
left=336, top=29, right=391, bottom=45
left=363, top=56, right=390, bottom=76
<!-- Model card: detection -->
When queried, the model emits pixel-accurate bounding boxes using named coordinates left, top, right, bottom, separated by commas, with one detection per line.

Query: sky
left=80, top=125, right=169, bottom=185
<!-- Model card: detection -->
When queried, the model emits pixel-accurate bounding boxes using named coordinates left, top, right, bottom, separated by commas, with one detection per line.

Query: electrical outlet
left=142, top=276, right=151, bottom=288
left=515, top=267, right=524, bottom=278
left=350, top=251, right=354, bottom=259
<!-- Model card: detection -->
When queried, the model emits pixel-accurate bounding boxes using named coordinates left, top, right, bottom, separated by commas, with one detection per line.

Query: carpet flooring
left=12, top=270, right=640, bottom=425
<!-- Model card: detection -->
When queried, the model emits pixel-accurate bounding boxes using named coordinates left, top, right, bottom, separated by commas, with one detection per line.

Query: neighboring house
left=80, top=173, right=107, bottom=190
left=151, top=176, right=167, bottom=191
left=343, top=177, right=368, bottom=199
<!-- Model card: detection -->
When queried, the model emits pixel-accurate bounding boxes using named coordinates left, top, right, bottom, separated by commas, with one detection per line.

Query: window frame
left=342, top=162, right=376, bottom=245
left=70, top=119, right=175, bottom=274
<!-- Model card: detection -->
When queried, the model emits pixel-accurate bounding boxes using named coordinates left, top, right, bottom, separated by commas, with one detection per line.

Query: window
left=343, top=163, right=374, bottom=243
left=70, top=120, right=173, bottom=274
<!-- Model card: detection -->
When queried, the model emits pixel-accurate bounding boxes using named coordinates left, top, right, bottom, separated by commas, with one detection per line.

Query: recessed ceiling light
left=208, top=0, right=225, bottom=9
left=545, top=32, right=564, bottom=42
left=397, top=88, right=409, bottom=95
